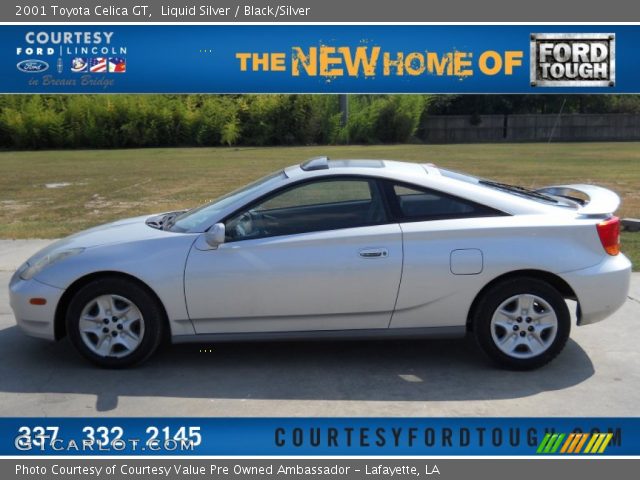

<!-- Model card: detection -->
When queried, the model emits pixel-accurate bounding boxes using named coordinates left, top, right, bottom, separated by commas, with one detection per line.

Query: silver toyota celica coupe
left=9, top=157, right=631, bottom=369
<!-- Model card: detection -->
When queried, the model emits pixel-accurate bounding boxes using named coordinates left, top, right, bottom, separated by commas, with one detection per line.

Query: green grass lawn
left=0, top=143, right=638, bottom=269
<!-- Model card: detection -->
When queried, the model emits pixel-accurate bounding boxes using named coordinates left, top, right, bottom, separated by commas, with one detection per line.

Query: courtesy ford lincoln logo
left=16, top=59, right=49, bottom=73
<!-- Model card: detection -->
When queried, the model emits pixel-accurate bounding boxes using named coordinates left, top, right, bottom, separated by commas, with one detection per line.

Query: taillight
left=596, top=216, right=620, bottom=256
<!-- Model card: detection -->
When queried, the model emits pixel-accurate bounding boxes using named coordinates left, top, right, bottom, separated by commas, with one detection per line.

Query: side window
left=258, top=179, right=371, bottom=211
left=391, top=183, right=502, bottom=221
left=225, top=178, right=387, bottom=241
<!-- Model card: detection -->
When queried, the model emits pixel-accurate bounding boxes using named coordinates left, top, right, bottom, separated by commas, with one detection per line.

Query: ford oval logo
left=16, top=59, right=49, bottom=73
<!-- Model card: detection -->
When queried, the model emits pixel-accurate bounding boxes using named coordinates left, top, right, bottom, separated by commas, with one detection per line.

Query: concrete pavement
left=0, top=239, right=638, bottom=417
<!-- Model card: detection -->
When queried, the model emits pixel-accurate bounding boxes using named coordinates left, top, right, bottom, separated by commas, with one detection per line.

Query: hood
left=25, top=214, right=175, bottom=265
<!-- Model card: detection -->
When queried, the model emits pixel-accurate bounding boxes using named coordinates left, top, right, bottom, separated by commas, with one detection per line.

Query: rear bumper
left=9, top=272, right=62, bottom=341
left=560, top=254, right=632, bottom=326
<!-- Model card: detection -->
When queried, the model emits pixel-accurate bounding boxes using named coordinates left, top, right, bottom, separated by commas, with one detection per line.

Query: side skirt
left=172, top=326, right=466, bottom=344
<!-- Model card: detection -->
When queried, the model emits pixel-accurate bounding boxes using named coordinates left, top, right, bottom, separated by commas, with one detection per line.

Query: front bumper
left=9, top=271, right=63, bottom=340
left=560, top=253, right=632, bottom=326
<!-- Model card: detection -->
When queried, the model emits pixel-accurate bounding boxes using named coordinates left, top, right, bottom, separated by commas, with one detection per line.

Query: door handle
left=359, top=248, right=388, bottom=258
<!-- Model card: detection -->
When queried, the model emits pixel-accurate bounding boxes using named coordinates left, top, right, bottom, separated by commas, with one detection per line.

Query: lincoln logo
left=530, top=33, right=615, bottom=87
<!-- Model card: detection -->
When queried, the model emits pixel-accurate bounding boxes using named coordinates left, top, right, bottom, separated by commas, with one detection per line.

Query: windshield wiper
left=479, top=180, right=558, bottom=203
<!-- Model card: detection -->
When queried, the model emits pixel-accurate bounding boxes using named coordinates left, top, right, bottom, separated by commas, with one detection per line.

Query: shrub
left=0, top=94, right=431, bottom=149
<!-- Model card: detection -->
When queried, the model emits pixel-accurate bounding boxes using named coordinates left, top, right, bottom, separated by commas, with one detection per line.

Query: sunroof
left=329, top=160, right=385, bottom=168
left=300, top=157, right=385, bottom=171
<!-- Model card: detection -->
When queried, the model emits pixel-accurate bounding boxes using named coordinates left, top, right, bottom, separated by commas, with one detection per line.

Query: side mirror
left=204, top=223, right=226, bottom=248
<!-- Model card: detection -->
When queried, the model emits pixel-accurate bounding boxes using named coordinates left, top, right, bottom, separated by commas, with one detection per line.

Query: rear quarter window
left=391, top=183, right=506, bottom=221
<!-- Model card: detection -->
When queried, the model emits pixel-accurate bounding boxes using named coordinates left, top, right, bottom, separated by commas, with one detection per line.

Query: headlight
left=20, top=248, right=85, bottom=280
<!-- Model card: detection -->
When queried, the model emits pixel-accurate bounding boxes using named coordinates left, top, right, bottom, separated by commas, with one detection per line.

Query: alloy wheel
left=489, top=293, right=558, bottom=359
left=78, top=294, right=145, bottom=358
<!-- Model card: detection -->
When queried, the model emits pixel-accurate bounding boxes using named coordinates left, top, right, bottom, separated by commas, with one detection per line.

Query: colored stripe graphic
left=574, top=433, right=590, bottom=453
left=566, top=433, right=588, bottom=453
left=536, top=433, right=552, bottom=454
left=585, top=433, right=614, bottom=454
left=597, top=433, right=614, bottom=453
left=589, top=434, right=607, bottom=453
left=584, top=434, right=599, bottom=453
left=539, top=432, right=614, bottom=454
left=560, top=433, right=576, bottom=453
left=543, top=434, right=556, bottom=453
left=536, top=433, right=565, bottom=453
left=549, top=433, right=566, bottom=453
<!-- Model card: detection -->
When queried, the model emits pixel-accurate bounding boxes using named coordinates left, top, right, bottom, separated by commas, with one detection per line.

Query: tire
left=66, top=276, right=165, bottom=368
left=472, top=277, right=570, bottom=370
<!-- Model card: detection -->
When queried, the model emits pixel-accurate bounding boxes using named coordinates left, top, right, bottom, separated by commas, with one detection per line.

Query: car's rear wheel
left=66, top=277, right=164, bottom=368
left=472, top=277, right=570, bottom=370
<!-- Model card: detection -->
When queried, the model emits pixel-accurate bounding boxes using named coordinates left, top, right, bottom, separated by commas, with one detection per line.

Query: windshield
left=169, top=170, right=286, bottom=232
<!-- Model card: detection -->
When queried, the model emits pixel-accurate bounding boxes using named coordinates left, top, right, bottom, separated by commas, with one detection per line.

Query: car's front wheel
left=472, top=277, right=570, bottom=370
left=66, top=277, right=164, bottom=368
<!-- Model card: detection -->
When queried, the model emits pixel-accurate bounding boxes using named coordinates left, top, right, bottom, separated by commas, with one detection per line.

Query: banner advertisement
left=1, top=418, right=634, bottom=455
left=1, top=25, right=628, bottom=93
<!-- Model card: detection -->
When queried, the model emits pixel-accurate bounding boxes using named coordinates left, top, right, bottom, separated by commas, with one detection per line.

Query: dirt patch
left=0, top=200, right=30, bottom=214
left=84, top=194, right=112, bottom=214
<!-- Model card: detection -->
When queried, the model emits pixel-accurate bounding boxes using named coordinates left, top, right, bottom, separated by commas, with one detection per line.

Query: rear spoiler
left=536, top=184, right=620, bottom=216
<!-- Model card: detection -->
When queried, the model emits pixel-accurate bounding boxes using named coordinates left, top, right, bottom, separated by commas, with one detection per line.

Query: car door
left=184, top=176, right=403, bottom=334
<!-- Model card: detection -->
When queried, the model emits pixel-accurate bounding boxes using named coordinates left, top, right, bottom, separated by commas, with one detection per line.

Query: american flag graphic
left=108, top=58, right=126, bottom=73
left=89, top=58, right=107, bottom=73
